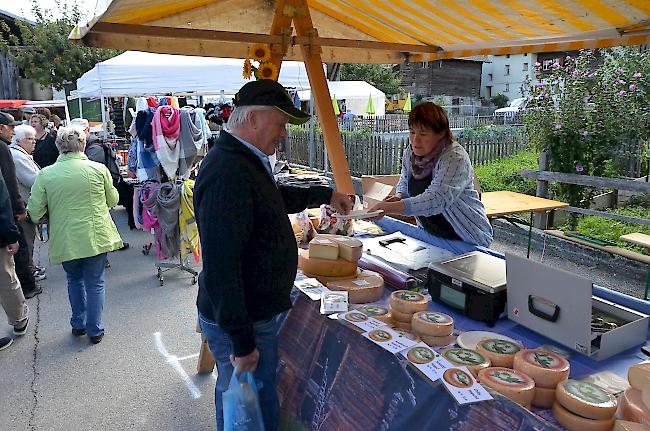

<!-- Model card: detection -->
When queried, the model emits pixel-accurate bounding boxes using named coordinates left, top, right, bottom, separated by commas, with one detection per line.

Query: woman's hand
left=368, top=196, right=405, bottom=221
left=383, top=193, right=403, bottom=202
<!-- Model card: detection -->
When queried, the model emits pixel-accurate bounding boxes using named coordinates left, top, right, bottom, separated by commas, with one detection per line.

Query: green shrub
left=474, top=150, right=539, bottom=195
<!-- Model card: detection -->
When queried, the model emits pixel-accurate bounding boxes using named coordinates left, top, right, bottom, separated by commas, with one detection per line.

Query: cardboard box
left=361, top=175, right=401, bottom=209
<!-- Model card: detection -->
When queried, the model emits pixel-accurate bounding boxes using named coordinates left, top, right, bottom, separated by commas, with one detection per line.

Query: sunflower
left=255, top=62, right=279, bottom=81
left=242, top=58, right=253, bottom=79
left=249, top=44, right=271, bottom=62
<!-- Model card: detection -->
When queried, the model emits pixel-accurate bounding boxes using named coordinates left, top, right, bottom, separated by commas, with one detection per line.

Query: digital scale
left=427, top=251, right=507, bottom=327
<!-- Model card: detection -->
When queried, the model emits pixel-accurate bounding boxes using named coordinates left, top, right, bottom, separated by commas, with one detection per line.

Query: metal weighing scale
left=427, top=251, right=507, bottom=327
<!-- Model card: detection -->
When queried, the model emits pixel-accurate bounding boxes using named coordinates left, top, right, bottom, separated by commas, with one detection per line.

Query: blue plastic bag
left=223, top=370, right=265, bottom=431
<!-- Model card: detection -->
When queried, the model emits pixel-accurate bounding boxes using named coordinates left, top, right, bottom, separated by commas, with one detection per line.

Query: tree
left=0, top=0, right=121, bottom=90
left=340, top=64, right=402, bottom=95
left=491, top=93, right=509, bottom=108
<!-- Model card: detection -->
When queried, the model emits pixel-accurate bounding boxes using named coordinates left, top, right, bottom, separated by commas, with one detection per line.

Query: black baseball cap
left=234, top=79, right=309, bottom=125
left=0, top=112, right=21, bottom=126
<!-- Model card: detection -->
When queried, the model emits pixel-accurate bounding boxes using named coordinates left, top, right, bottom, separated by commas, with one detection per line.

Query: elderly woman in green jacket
left=28, top=126, right=123, bottom=344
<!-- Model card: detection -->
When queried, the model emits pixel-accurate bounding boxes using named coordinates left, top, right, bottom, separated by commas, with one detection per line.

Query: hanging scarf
left=177, top=108, right=204, bottom=178
left=410, top=141, right=447, bottom=180
left=135, top=107, right=156, bottom=152
left=153, top=105, right=182, bottom=178
left=179, top=180, right=200, bottom=262
left=154, top=182, right=181, bottom=260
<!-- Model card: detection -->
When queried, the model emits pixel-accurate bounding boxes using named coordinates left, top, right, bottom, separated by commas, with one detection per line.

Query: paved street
left=1, top=209, right=216, bottom=431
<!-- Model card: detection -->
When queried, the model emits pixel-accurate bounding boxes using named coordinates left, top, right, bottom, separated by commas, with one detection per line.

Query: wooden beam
left=520, top=170, right=650, bottom=193
left=290, top=0, right=354, bottom=195
left=269, top=0, right=293, bottom=70
left=562, top=206, right=650, bottom=225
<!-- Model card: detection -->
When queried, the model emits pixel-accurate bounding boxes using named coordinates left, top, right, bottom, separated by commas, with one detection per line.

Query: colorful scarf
left=411, top=141, right=447, bottom=180
left=153, top=106, right=181, bottom=178
left=179, top=180, right=200, bottom=263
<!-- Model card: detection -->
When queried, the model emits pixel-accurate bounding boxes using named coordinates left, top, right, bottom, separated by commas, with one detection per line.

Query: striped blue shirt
left=396, top=142, right=493, bottom=247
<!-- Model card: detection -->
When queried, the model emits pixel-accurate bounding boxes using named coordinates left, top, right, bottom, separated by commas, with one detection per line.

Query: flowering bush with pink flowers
left=523, top=47, right=649, bottom=210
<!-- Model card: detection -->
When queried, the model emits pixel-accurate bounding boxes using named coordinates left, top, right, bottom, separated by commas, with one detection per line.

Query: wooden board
left=620, top=232, right=650, bottom=249
left=545, top=230, right=650, bottom=264
left=481, top=191, right=568, bottom=218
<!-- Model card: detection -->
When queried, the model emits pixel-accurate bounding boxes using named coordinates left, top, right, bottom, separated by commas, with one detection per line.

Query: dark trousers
left=15, top=222, right=36, bottom=294
left=116, top=180, right=135, bottom=229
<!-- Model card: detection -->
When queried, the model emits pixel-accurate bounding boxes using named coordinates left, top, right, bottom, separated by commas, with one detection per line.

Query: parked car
left=493, top=97, right=527, bottom=116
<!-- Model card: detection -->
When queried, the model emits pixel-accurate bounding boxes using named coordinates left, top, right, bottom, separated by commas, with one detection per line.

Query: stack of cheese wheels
left=477, top=367, right=535, bottom=408
left=299, top=235, right=360, bottom=280
left=513, top=349, right=570, bottom=409
left=441, top=348, right=491, bottom=378
left=476, top=338, right=522, bottom=368
left=389, top=290, right=429, bottom=332
left=619, top=363, right=650, bottom=426
left=355, top=304, right=392, bottom=324
left=327, top=270, right=384, bottom=304
left=552, top=380, right=617, bottom=431
left=614, top=420, right=650, bottom=430
left=411, top=311, right=455, bottom=347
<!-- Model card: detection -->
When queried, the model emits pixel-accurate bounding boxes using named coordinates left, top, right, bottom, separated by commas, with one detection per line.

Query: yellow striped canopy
left=71, top=0, right=650, bottom=63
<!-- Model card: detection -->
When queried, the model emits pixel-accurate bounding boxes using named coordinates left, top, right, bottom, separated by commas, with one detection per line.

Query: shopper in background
left=32, top=114, right=58, bottom=169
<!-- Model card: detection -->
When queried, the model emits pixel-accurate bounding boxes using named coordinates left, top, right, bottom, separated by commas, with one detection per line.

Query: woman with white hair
left=9, top=124, right=44, bottom=283
left=28, top=127, right=124, bottom=344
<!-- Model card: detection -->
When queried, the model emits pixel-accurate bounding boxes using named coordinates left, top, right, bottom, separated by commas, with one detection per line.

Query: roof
left=297, top=80, right=385, bottom=99
left=70, top=0, right=650, bottom=63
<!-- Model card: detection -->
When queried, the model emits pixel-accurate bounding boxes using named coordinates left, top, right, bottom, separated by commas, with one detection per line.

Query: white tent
left=298, top=81, right=385, bottom=117
left=76, top=51, right=313, bottom=97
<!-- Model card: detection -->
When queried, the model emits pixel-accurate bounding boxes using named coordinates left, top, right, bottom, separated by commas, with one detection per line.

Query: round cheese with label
left=477, top=367, right=535, bottom=407
left=390, top=290, right=429, bottom=314
left=391, top=320, right=412, bottom=332
left=552, top=401, right=615, bottom=431
left=476, top=338, right=522, bottom=368
left=326, top=273, right=384, bottom=304
left=356, top=305, right=392, bottom=324
left=388, top=305, right=415, bottom=323
left=513, top=349, right=570, bottom=389
left=620, top=388, right=650, bottom=426
left=420, top=334, right=456, bottom=347
left=441, top=348, right=491, bottom=377
left=298, top=248, right=357, bottom=277
left=555, top=379, right=617, bottom=420
left=533, top=385, right=556, bottom=408
left=411, top=311, right=454, bottom=337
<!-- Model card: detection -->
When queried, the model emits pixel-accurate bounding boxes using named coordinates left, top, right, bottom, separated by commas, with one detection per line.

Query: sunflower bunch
left=243, top=44, right=279, bottom=81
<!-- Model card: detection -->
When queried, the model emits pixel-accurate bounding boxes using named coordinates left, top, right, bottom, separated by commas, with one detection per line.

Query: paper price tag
left=340, top=311, right=387, bottom=332
left=403, top=342, right=454, bottom=382
left=294, top=278, right=328, bottom=301
left=363, top=327, right=417, bottom=354
left=440, top=366, right=493, bottom=405
left=320, top=291, right=348, bottom=314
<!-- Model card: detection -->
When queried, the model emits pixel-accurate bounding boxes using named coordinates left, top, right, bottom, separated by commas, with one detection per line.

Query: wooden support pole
left=269, top=0, right=292, bottom=71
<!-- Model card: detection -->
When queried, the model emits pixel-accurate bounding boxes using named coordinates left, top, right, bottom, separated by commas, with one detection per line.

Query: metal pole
left=100, top=96, right=108, bottom=140
left=78, top=97, right=83, bottom=119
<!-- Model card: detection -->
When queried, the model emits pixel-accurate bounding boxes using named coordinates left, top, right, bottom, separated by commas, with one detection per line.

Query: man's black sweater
left=194, top=131, right=332, bottom=357
left=0, top=136, right=25, bottom=216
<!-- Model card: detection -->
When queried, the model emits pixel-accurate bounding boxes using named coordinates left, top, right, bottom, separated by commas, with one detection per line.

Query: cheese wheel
left=356, top=304, right=392, bottom=324
left=555, top=379, right=617, bottom=420
left=477, top=367, right=535, bottom=407
left=533, top=385, right=556, bottom=408
left=420, top=334, right=456, bottom=347
left=476, top=338, right=522, bottom=368
left=326, top=273, right=384, bottom=304
left=441, top=348, right=491, bottom=378
left=314, top=234, right=363, bottom=262
left=390, top=290, right=429, bottom=314
left=614, top=420, right=650, bottom=431
left=303, top=268, right=361, bottom=285
left=388, top=305, right=415, bottom=323
left=411, top=311, right=454, bottom=337
left=513, top=349, right=570, bottom=389
left=552, top=402, right=615, bottom=431
left=392, top=320, right=412, bottom=332
left=308, top=238, right=339, bottom=260
left=298, top=248, right=357, bottom=277
left=629, top=363, right=650, bottom=392
left=620, top=388, right=650, bottom=426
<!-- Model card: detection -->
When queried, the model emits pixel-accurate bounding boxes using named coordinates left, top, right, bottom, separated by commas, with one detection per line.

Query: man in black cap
left=0, top=112, right=40, bottom=298
left=194, top=79, right=353, bottom=431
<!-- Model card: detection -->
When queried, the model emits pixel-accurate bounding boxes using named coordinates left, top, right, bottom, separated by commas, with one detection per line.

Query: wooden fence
left=282, top=128, right=529, bottom=177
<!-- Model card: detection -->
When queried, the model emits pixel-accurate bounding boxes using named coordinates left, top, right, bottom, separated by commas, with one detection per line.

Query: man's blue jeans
left=199, top=312, right=281, bottom=431
left=61, top=253, right=107, bottom=337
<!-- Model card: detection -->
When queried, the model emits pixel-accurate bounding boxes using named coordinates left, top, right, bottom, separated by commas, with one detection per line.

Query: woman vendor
left=369, top=103, right=492, bottom=247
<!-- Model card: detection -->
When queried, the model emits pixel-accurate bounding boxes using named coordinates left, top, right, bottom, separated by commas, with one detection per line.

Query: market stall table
left=481, top=191, right=568, bottom=258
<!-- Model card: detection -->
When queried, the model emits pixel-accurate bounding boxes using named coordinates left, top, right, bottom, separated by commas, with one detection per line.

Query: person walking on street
left=194, top=79, right=353, bottom=431
left=28, top=126, right=123, bottom=344
left=0, top=169, right=29, bottom=351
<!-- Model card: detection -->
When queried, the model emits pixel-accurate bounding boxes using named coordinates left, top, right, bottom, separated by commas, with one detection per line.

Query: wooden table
left=620, top=232, right=650, bottom=300
left=481, top=191, right=569, bottom=257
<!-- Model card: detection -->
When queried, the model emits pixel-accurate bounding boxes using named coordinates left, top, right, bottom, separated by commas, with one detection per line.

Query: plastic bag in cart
left=223, top=370, right=265, bottom=431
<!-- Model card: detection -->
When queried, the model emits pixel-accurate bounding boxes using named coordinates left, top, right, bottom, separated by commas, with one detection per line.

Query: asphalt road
left=1, top=209, right=216, bottom=431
